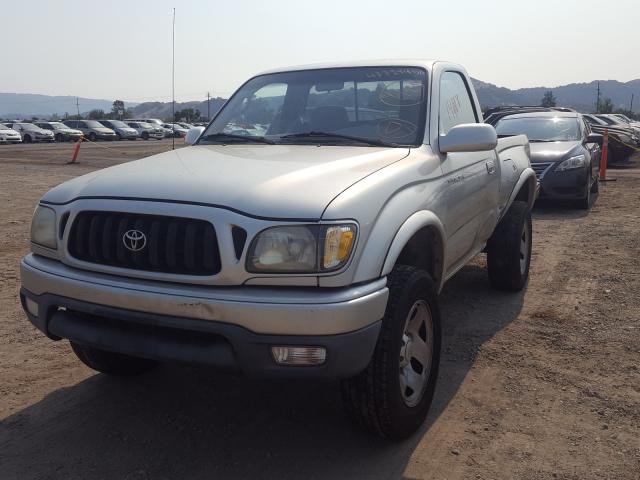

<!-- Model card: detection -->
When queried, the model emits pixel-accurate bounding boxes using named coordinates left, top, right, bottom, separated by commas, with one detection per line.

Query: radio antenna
left=172, top=7, right=176, bottom=150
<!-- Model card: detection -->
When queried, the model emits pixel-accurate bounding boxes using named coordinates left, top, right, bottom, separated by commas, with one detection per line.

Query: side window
left=439, top=71, right=478, bottom=135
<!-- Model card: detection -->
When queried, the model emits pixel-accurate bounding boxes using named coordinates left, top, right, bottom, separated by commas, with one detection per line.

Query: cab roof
left=258, top=59, right=446, bottom=75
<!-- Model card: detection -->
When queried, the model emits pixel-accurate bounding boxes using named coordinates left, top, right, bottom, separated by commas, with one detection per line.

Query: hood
left=529, top=141, right=582, bottom=163
left=58, top=128, right=81, bottom=134
left=94, top=127, right=115, bottom=133
left=42, top=144, right=410, bottom=219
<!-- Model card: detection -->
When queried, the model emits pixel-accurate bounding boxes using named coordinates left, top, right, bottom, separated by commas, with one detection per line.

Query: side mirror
left=185, top=126, right=205, bottom=145
left=586, top=133, right=603, bottom=146
left=439, top=123, right=498, bottom=153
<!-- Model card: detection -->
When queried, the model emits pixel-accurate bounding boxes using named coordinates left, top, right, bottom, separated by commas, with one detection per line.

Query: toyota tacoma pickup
left=20, top=60, right=536, bottom=438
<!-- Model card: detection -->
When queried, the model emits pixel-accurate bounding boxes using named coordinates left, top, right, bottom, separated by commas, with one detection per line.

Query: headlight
left=247, top=224, right=357, bottom=273
left=31, top=205, right=57, bottom=249
left=556, top=154, right=585, bottom=172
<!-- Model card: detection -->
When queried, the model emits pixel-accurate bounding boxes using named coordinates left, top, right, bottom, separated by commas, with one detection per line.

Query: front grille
left=531, top=162, right=554, bottom=178
left=68, top=211, right=221, bottom=276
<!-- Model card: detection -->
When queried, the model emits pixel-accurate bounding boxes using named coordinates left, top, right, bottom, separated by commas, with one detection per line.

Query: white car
left=7, top=122, right=54, bottom=143
left=128, top=118, right=164, bottom=127
left=0, top=123, right=22, bottom=144
left=125, top=121, right=164, bottom=140
left=161, top=123, right=189, bottom=138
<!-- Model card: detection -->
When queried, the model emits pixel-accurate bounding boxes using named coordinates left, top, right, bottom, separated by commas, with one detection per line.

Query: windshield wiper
left=198, top=132, right=276, bottom=144
left=279, top=131, right=399, bottom=147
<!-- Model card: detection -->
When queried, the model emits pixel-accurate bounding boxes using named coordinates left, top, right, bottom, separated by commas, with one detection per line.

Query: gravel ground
left=1, top=143, right=638, bottom=480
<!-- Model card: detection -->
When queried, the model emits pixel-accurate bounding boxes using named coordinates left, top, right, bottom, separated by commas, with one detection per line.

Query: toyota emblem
left=123, top=229, right=147, bottom=252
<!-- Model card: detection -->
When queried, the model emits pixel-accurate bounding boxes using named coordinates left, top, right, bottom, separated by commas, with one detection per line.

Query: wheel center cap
left=400, top=336, right=413, bottom=367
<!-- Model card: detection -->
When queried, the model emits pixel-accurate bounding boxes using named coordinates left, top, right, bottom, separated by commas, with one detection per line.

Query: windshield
left=18, top=123, right=40, bottom=131
left=106, top=120, right=128, bottom=128
left=49, top=122, right=67, bottom=129
left=138, top=122, right=153, bottom=128
left=0, top=124, right=11, bottom=130
left=496, top=116, right=580, bottom=142
left=200, top=66, right=428, bottom=146
left=84, top=120, right=104, bottom=128
left=584, top=115, right=606, bottom=126
left=600, top=116, right=623, bottom=125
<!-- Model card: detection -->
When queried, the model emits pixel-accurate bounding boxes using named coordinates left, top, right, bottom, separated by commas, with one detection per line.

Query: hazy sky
left=2, top=0, right=639, bottom=103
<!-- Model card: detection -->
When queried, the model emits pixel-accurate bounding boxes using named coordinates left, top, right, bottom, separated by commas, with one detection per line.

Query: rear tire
left=487, top=201, right=532, bottom=292
left=116, top=133, right=122, bottom=141
left=55, top=133, right=64, bottom=142
left=70, top=342, right=158, bottom=376
left=341, top=265, right=441, bottom=439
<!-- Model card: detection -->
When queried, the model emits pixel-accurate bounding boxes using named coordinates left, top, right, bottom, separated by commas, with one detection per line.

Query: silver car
left=99, top=120, right=139, bottom=141
left=35, top=122, right=83, bottom=142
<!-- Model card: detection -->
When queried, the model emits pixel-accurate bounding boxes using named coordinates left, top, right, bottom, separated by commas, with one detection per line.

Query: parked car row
left=0, top=118, right=200, bottom=143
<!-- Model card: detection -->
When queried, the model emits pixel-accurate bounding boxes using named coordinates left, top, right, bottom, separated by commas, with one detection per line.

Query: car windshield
left=200, top=66, right=428, bottom=146
left=49, top=122, right=67, bottom=129
left=138, top=122, right=153, bottom=128
left=496, top=116, right=580, bottom=142
left=18, top=123, right=40, bottom=131
left=106, top=120, right=128, bottom=128
left=0, top=124, right=11, bottom=130
left=585, top=115, right=607, bottom=126
left=84, top=120, right=104, bottom=128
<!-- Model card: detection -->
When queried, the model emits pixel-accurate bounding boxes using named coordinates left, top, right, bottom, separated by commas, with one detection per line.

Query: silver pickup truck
left=20, top=60, right=535, bottom=438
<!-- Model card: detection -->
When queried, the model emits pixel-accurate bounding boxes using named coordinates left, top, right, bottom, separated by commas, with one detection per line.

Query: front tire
left=23, top=134, right=32, bottom=143
left=142, top=132, right=149, bottom=140
left=576, top=169, right=592, bottom=209
left=88, top=132, right=97, bottom=142
left=341, top=265, right=441, bottom=439
left=116, top=133, right=122, bottom=141
left=70, top=342, right=158, bottom=376
left=487, top=201, right=532, bottom=291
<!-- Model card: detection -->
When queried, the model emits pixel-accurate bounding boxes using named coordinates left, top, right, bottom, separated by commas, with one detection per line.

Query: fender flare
left=504, top=168, right=537, bottom=218
left=380, top=210, right=447, bottom=290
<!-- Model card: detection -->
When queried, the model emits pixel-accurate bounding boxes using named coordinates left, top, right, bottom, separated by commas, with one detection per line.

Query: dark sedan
left=494, top=112, right=602, bottom=208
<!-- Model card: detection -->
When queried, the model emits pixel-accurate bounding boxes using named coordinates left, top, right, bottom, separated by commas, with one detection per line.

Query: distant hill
left=131, top=97, right=226, bottom=120
left=2, top=77, right=638, bottom=119
left=472, top=78, right=640, bottom=113
left=0, top=93, right=130, bottom=118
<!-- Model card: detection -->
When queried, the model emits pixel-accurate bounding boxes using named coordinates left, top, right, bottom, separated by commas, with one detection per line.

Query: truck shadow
left=0, top=262, right=525, bottom=480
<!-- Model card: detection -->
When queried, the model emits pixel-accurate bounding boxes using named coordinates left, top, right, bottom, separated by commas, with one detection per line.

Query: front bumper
left=96, top=133, right=117, bottom=140
left=20, top=254, right=387, bottom=377
left=537, top=164, right=589, bottom=200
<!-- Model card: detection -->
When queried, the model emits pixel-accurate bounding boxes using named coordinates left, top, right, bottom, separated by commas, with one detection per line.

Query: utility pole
left=595, top=82, right=601, bottom=113
left=76, top=97, right=80, bottom=118
left=207, top=91, right=210, bottom=121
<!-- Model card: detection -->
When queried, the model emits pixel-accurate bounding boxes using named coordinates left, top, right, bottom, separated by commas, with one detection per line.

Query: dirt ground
left=1, top=141, right=638, bottom=480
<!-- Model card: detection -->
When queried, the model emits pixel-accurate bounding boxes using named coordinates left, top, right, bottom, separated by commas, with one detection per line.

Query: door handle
left=486, top=160, right=496, bottom=174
